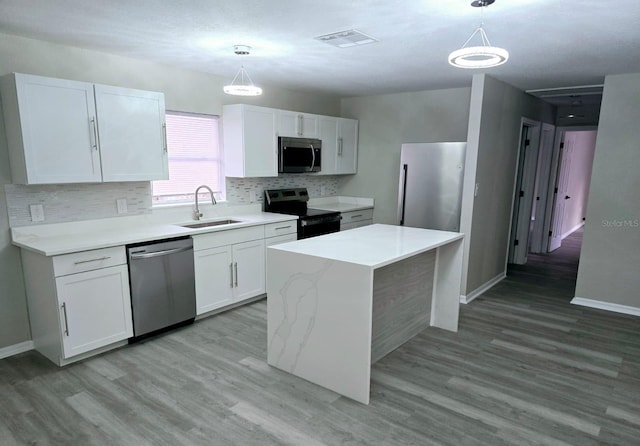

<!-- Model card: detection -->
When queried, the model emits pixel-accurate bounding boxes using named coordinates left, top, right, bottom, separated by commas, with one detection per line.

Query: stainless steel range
left=264, top=188, right=341, bottom=239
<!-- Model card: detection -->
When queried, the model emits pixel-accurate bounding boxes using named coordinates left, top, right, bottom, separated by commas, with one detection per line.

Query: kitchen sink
left=180, top=219, right=242, bottom=229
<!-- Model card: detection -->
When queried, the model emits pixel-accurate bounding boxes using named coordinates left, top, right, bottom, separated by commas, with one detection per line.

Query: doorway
left=508, top=124, right=597, bottom=265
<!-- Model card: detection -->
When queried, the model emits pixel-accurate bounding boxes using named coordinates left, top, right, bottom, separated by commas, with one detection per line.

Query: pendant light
left=448, top=0, right=508, bottom=69
left=223, top=45, right=262, bottom=96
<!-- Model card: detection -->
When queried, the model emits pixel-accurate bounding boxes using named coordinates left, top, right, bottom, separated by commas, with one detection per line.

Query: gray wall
left=339, top=88, right=472, bottom=225
left=575, top=73, right=640, bottom=309
left=0, top=32, right=341, bottom=350
left=460, top=74, right=555, bottom=296
left=561, top=130, right=597, bottom=237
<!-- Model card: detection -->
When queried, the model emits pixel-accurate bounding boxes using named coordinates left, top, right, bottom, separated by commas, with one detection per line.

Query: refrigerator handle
left=400, top=164, right=408, bottom=225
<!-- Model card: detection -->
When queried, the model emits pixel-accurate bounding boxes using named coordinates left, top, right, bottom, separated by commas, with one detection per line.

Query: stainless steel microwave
left=278, top=137, right=322, bottom=173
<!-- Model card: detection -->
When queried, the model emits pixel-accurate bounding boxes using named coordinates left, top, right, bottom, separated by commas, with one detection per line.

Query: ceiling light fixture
left=223, top=45, right=262, bottom=96
left=448, top=0, right=509, bottom=69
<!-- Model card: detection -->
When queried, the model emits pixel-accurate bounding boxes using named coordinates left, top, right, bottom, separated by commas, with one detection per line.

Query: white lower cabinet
left=21, top=246, right=133, bottom=366
left=340, top=208, right=374, bottom=231
left=193, top=226, right=266, bottom=315
left=56, top=265, right=132, bottom=358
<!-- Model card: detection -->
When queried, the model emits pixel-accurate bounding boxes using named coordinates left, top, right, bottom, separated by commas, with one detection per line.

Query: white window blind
left=152, top=111, right=224, bottom=204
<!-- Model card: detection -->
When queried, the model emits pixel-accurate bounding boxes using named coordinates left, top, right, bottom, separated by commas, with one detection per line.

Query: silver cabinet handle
left=162, top=122, right=168, bottom=153
left=61, top=302, right=69, bottom=336
left=298, top=115, right=303, bottom=136
left=350, top=214, right=363, bottom=219
left=275, top=225, right=292, bottom=230
left=229, top=263, right=234, bottom=288
left=233, top=262, right=238, bottom=287
left=89, top=117, right=98, bottom=151
left=338, top=137, right=343, bottom=156
left=73, top=256, right=111, bottom=265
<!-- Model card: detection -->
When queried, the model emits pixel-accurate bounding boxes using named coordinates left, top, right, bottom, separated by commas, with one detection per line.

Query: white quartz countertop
left=307, top=196, right=374, bottom=213
left=12, top=212, right=297, bottom=256
left=268, top=224, right=463, bottom=269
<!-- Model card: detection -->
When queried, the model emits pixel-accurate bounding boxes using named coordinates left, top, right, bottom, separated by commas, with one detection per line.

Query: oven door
left=299, top=214, right=341, bottom=239
left=279, top=137, right=322, bottom=173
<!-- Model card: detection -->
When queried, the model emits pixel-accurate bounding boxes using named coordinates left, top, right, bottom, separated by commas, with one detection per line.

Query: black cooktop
left=264, top=188, right=339, bottom=220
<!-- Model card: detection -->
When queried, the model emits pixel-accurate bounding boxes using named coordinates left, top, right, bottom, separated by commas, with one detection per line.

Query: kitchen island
left=266, top=224, right=464, bottom=404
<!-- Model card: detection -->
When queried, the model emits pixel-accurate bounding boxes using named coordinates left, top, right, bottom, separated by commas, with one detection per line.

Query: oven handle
left=309, top=144, right=316, bottom=171
left=301, top=216, right=341, bottom=227
left=129, top=246, right=192, bottom=260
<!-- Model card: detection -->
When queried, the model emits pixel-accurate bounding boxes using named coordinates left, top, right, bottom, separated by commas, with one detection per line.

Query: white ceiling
left=1, top=0, right=639, bottom=97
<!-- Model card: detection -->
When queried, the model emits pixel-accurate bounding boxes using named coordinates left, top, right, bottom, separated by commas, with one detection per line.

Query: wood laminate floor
left=2, top=230, right=639, bottom=445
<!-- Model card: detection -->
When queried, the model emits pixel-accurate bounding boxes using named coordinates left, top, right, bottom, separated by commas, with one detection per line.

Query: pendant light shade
left=224, top=45, right=262, bottom=96
left=448, top=0, right=508, bottom=69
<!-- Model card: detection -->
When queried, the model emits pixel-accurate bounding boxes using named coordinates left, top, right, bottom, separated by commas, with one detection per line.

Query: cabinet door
left=319, top=117, right=339, bottom=175
left=194, top=245, right=234, bottom=315
left=56, top=265, right=133, bottom=359
left=95, top=85, right=168, bottom=181
left=10, top=74, right=101, bottom=184
left=336, top=118, right=358, bottom=174
left=277, top=111, right=318, bottom=137
left=232, top=239, right=266, bottom=302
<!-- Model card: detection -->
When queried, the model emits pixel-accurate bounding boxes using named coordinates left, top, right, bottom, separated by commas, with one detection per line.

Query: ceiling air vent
left=314, top=29, right=378, bottom=48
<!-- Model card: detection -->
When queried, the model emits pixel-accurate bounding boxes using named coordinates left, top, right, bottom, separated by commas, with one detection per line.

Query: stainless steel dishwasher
left=127, top=237, right=196, bottom=341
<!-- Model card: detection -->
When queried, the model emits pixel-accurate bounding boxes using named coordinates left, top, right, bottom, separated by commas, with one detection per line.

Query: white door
left=548, top=138, right=573, bottom=251
left=509, top=122, right=541, bottom=264
left=56, top=265, right=133, bottom=358
left=95, top=85, right=168, bottom=181
left=14, top=74, right=101, bottom=184
left=300, top=114, right=319, bottom=137
left=529, top=123, right=556, bottom=253
left=232, top=239, right=266, bottom=302
left=336, top=118, right=358, bottom=174
left=277, top=110, right=300, bottom=137
left=194, top=246, right=234, bottom=314
left=319, top=117, right=338, bottom=175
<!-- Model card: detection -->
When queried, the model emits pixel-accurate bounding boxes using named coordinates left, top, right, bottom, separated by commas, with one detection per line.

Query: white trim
left=571, top=297, right=640, bottom=317
left=0, top=340, right=34, bottom=359
left=460, top=272, right=506, bottom=304
left=561, top=222, right=584, bottom=240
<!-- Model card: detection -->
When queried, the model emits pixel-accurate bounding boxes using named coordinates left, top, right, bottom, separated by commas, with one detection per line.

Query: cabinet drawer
left=53, top=246, right=126, bottom=277
left=341, top=219, right=373, bottom=231
left=264, top=220, right=297, bottom=238
left=193, top=225, right=264, bottom=251
left=265, top=233, right=297, bottom=247
left=341, top=208, right=373, bottom=224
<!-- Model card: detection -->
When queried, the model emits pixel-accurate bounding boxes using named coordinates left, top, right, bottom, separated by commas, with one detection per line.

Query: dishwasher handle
left=129, top=245, right=192, bottom=260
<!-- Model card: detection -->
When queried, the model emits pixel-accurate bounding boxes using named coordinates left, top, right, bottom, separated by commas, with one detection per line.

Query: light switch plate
left=30, top=204, right=45, bottom=222
left=249, top=191, right=256, bottom=202
left=116, top=198, right=128, bottom=214
left=320, top=185, right=327, bottom=196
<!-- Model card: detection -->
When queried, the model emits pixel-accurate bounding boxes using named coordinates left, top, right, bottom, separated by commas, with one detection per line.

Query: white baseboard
left=562, top=222, right=585, bottom=240
left=460, top=272, right=507, bottom=304
left=0, top=340, right=34, bottom=359
left=571, top=297, right=640, bottom=317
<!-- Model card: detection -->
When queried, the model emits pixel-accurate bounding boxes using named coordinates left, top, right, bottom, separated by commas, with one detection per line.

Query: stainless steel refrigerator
left=397, top=142, right=466, bottom=232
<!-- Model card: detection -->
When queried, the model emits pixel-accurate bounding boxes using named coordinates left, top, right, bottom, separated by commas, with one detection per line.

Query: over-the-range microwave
left=278, top=136, right=322, bottom=173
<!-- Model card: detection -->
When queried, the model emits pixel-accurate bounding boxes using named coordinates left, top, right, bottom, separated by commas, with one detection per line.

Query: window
left=152, top=111, right=224, bottom=205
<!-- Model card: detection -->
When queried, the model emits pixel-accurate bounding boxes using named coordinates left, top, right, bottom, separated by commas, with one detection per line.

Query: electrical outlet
left=116, top=198, right=128, bottom=214
left=29, top=204, right=45, bottom=222
left=249, top=191, right=256, bottom=202
left=320, top=185, right=326, bottom=196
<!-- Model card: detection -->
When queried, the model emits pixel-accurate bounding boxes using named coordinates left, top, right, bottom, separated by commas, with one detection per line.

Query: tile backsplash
left=226, top=175, right=340, bottom=205
left=4, top=182, right=152, bottom=227
left=4, top=175, right=340, bottom=227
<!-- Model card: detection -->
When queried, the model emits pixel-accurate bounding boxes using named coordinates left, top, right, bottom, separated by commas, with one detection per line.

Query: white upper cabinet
left=318, top=117, right=358, bottom=175
left=336, top=118, right=359, bottom=174
left=223, top=104, right=278, bottom=178
left=95, top=85, right=168, bottom=182
left=277, top=110, right=318, bottom=138
left=0, top=73, right=168, bottom=184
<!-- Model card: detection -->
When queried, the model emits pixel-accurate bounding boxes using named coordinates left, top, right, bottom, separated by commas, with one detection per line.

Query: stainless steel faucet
left=193, top=185, right=216, bottom=220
